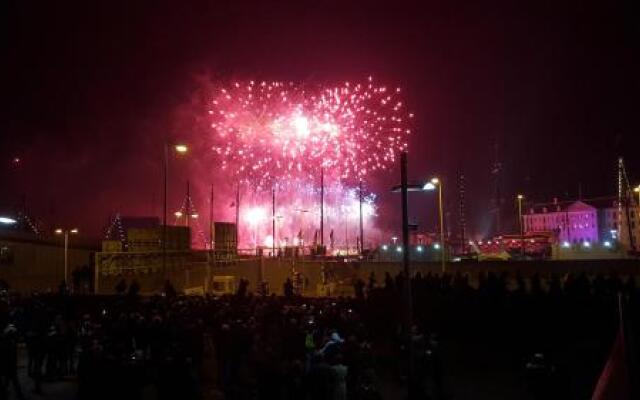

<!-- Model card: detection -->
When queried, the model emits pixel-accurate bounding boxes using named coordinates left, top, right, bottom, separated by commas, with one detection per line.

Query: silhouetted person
left=524, top=353, right=557, bottom=400
left=307, top=353, right=336, bottom=400
left=128, top=280, right=141, bottom=297
left=237, top=278, right=248, bottom=298
left=284, top=278, right=294, bottom=297
left=367, top=272, right=377, bottom=292
left=384, top=272, right=394, bottom=291
left=58, top=280, right=69, bottom=296
left=0, top=324, right=25, bottom=400
left=115, top=279, right=127, bottom=295
left=163, top=280, right=177, bottom=298
left=354, top=278, right=365, bottom=300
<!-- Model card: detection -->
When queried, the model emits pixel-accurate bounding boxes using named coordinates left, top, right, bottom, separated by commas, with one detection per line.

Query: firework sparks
left=237, top=181, right=378, bottom=250
left=182, top=77, right=413, bottom=249
left=207, top=77, right=412, bottom=188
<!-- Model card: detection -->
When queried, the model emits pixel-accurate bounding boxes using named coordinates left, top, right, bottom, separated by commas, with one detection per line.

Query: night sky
left=1, top=0, right=639, bottom=239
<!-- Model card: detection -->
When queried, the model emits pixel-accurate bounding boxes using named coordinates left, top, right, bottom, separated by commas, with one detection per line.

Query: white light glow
left=174, top=144, right=188, bottom=153
left=0, top=217, right=17, bottom=225
left=292, top=115, right=310, bottom=138
left=244, top=206, right=267, bottom=226
left=264, top=235, right=274, bottom=247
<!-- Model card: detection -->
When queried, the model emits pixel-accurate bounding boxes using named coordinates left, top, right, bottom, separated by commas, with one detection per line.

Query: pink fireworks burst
left=207, top=77, right=413, bottom=188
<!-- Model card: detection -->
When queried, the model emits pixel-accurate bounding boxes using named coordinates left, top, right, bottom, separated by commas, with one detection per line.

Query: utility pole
left=209, top=183, right=214, bottom=250
left=272, top=187, right=276, bottom=257
left=320, top=168, right=324, bottom=248
left=55, top=228, right=78, bottom=286
left=359, top=180, right=364, bottom=253
left=437, top=179, right=445, bottom=273
left=345, top=212, right=348, bottom=255
left=186, top=181, right=191, bottom=228
left=162, top=143, right=168, bottom=278
left=63, top=231, right=69, bottom=285
left=517, top=194, right=525, bottom=258
left=235, top=182, right=240, bottom=252
left=457, top=172, right=467, bottom=253
left=400, top=151, right=413, bottom=397
left=491, top=141, right=503, bottom=236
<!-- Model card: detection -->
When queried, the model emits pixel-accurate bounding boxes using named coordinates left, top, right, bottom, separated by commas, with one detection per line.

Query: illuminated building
left=523, top=197, right=640, bottom=249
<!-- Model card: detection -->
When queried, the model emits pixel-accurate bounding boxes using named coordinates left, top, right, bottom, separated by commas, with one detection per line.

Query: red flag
left=592, top=328, right=629, bottom=400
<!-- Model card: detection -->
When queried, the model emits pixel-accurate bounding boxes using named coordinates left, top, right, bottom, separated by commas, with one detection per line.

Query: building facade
left=523, top=197, right=640, bottom=250
left=523, top=200, right=598, bottom=244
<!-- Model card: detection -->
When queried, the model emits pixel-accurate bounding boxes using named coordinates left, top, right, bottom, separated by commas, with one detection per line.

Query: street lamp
left=0, top=216, right=17, bottom=225
left=173, top=210, right=198, bottom=226
left=55, top=228, right=78, bottom=285
left=163, top=142, right=188, bottom=278
left=423, top=177, right=446, bottom=273
left=517, top=194, right=525, bottom=258
left=174, top=144, right=188, bottom=154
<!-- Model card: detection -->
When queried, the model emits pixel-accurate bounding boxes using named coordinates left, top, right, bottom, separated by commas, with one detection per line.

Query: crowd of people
left=0, top=269, right=638, bottom=400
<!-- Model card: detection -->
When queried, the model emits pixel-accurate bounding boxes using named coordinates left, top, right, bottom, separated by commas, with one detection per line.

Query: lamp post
left=390, top=154, right=440, bottom=398
left=272, top=188, right=276, bottom=257
left=399, top=151, right=412, bottom=398
left=55, top=228, right=78, bottom=285
left=294, top=208, right=311, bottom=254
left=359, top=180, right=364, bottom=254
left=275, top=215, right=284, bottom=255
left=517, top=194, right=525, bottom=258
left=424, top=177, right=445, bottom=273
left=163, top=142, right=188, bottom=279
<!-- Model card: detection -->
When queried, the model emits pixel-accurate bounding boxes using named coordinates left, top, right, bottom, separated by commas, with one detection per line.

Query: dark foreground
left=1, top=271, right=638, bottom=399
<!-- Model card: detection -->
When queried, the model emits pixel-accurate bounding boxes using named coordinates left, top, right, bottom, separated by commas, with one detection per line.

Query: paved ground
left=10, top=347, right=76, bottom=400
left=10, top=342, right=530, bottom=400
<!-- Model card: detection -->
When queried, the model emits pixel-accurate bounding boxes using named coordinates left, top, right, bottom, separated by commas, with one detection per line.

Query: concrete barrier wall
left=203, top=258, right=640, bottom=296
left=8, top=252, right=640, bottom=295
left=0, top=242, right=93, bottom=292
